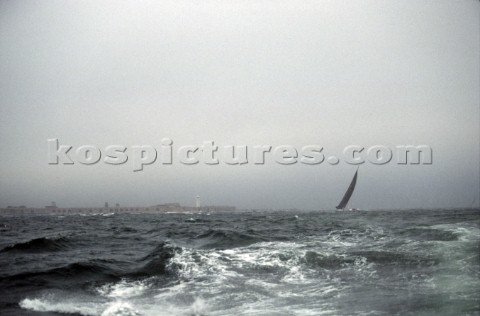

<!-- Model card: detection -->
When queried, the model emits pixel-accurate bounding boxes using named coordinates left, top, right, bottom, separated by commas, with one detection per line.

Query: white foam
left=101, top=301, right=139, bottom=316
left=151, top=289, right=209, bottom=316
left=98, top=280, right=149, bottom=298
left=431, top=223, right=480, bottom=242
left=20, top=292, right=209, bottom=316
left=20, top=297, right=100, bottom=316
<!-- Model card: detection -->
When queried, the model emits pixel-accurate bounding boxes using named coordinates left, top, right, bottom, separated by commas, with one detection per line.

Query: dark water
left=0, top=209, right=479, bottom=316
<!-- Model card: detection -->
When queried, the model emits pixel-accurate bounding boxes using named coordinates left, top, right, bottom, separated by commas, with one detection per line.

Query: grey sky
left=0, top=0, right=478, bottom=210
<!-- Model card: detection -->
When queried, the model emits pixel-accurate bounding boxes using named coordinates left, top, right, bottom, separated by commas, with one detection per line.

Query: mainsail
left=336, top=169, right=358, bottom=210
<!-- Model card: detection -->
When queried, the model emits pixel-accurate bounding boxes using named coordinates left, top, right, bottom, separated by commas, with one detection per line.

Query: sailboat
left=336, top=168, right=359, bottom=211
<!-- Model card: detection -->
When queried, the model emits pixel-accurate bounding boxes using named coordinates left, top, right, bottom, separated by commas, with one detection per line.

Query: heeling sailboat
left=336, top=168, right=359, bottom=211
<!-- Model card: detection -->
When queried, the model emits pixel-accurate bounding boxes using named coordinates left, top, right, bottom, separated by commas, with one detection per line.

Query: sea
left=0, top=209, right=479, bottom=316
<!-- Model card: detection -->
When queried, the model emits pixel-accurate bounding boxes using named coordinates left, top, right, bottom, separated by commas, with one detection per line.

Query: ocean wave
left=400, top=227, right=459, bottom=241
left=167, top=240, right=367, bottom=284
left=132, top=243, right=178, bottom=277
left=0, top=260, right=122, bottom=287
left=301, top=251, right=356, bottom=270
left=0, top=236, right=71, bottom=253
left=349, top=250, right=440, bottom=266
left=112, top=226, right=138, bottom=234
left=193, top=229, right=268, bottom=249
left=429, top=223, right=480, bottom=242
left=1, top=242, right=180, bottom=288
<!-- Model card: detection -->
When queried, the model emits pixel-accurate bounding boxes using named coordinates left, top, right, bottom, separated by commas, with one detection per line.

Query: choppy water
left=0, top=209, right=479, bottom=316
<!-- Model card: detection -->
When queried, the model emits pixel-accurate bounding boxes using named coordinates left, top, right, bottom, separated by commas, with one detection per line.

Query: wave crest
left=0, top=236, right=71, bottom=253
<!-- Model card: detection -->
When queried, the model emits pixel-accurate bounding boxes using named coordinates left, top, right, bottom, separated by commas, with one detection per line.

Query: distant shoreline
left=1, top=207, right=478, bottom=216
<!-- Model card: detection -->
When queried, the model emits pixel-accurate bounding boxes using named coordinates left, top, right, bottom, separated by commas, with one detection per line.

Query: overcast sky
left=0, top=0, right=478, bottom=210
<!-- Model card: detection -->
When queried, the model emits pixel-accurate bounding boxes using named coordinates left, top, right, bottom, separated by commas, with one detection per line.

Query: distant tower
left=51, top=201, right=57, bottom=208
left=115, top=203, right=120, bottom=207
left=105, top=202, right=109, bottom=208
left=196, top=195, right=201, bottom=208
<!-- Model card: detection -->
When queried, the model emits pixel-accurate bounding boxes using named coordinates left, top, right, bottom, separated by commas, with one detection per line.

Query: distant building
left=196, top=195, right=201, bottom=208
left=1, top=201, right=235, bottom=216
left=150, top=203, right=182, bottom=212
left=45, top=201, right=57, bottom=209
